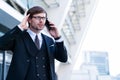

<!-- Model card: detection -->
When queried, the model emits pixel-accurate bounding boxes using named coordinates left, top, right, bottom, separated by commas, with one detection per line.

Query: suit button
left=37, top=74, right=40, bottom=77
left=42, top=57, right=45, bottom=60
left=36, top=56, right=38, bottom=59
left=27, top=59, right=30, bottom=62
left=43, top=65, right=45, bottom=68
left=43, top=74, right=46, bottom=77
left=36, top=65, right=39, bottom=68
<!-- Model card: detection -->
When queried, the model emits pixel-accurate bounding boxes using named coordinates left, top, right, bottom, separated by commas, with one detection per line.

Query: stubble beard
left=30, top=26, right=42, bottom=33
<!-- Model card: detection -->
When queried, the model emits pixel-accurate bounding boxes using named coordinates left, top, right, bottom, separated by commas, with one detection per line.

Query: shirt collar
left=27, top=28, right=42, bottom=41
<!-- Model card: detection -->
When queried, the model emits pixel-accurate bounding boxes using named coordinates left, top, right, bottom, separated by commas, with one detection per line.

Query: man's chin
left=38, top=27, right=43, bottom=30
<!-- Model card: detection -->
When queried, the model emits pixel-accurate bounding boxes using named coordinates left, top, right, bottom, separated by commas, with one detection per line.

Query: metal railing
left=0, top=50, right=12, bottom=80
left=0, top=51, right=6, bottom=80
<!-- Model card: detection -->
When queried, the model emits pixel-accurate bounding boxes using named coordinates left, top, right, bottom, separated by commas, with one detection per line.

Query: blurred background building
left=0, top=0, right=120, bottom=80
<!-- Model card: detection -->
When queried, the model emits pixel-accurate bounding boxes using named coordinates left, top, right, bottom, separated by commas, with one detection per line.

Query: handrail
left=0, top=50, right=6, bottom=80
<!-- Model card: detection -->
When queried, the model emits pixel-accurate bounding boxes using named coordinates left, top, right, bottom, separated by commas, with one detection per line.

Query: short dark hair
left=27, top=6, right=47, bottom=18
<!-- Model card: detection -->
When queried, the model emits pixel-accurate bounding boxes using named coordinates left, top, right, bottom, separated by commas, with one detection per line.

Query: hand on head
left=20, top=14, right=30, bottom=30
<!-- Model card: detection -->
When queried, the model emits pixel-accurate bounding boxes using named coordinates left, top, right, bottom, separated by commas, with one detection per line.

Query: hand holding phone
left=45, top=19, right=61, bottom=38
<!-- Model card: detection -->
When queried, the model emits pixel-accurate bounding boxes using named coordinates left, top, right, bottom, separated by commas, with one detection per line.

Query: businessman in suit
left=0, top=6, right=68, bottom=80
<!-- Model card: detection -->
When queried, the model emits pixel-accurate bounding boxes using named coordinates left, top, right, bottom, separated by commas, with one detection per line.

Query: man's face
left=28, top=13, right=46, bottom=31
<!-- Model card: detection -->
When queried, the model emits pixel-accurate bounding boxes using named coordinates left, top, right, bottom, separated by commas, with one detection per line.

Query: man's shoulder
left=41, top=33, right=54, bottom=40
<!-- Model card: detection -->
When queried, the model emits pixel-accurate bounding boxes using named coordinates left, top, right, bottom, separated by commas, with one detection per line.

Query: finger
left=22, top=14, right=30, bottom=24
left=26, top=14, right=30, bottom=18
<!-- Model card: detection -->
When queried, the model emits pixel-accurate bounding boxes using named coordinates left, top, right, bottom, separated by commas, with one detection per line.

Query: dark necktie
left=35, top=35, right=40, bottom=49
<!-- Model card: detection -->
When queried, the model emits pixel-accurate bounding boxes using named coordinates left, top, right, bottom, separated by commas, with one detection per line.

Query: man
left=0, top=6, right=68, bottom=80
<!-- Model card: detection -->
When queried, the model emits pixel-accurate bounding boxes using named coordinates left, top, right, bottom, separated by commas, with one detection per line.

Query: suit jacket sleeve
left=0, top=26, right=22, bottom=50
left=54, top=41, right=68, bottom=62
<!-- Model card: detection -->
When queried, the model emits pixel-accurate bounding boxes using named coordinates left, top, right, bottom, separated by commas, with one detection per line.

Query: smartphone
left=45, top=19, right=51, bottom=30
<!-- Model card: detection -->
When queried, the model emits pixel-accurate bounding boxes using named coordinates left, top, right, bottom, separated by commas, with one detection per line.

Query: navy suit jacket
left=0, top=26, right=68, bottom=80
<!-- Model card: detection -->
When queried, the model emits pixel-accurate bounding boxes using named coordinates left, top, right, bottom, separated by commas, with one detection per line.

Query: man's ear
left=28, top=18, right=31, bottom=23
left=27, top=18, right=31, bottom=27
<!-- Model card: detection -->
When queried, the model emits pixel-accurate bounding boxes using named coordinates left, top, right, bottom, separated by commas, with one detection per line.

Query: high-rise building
left=84, top=51, right=110, bottom=75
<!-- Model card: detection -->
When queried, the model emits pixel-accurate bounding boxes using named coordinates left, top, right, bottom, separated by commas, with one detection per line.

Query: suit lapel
left=22, top=31, right=39, bottom=56
left=41, top=34, right=54, bottom=46
left=42, top=34, right=52, bottom=50
left=41, top=34, right=55, bottom=58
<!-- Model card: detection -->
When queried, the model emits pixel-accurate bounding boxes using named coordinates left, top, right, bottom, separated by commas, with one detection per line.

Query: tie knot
left=35, top=35, right=39, bottom=39
left=35, top=35, right=40, bottom=49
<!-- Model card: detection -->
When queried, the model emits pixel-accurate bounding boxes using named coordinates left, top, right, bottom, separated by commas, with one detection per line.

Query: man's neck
left=29, top=27, right=40, bottom=34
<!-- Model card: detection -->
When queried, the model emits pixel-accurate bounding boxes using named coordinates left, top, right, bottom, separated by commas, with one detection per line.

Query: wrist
left=54, top=36, right=61, bottom=40
left=18, top=25, right=24, bottom=31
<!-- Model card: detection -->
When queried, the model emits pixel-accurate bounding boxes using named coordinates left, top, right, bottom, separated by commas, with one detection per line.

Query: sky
left=74, top=0, right=120, bottom=76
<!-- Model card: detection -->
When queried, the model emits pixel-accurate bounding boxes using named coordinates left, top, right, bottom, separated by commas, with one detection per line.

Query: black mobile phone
left=45, top=19, right=51, bottom=30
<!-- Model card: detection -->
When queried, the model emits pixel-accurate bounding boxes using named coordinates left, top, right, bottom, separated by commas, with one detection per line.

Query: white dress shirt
left=27, top=28, right=42, bottom=48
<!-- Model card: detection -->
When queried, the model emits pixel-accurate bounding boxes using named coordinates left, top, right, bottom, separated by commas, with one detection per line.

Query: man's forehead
left=33, top=13, right=46, bottom=16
